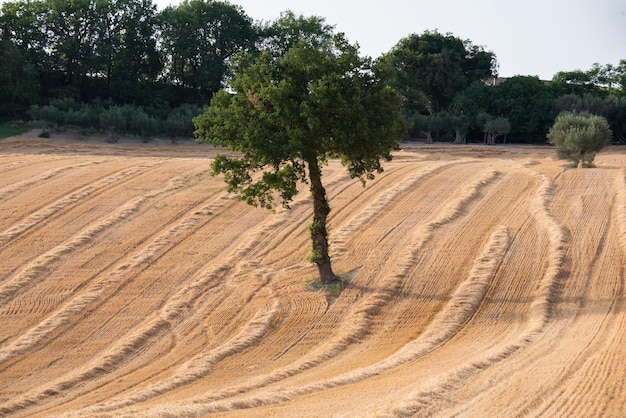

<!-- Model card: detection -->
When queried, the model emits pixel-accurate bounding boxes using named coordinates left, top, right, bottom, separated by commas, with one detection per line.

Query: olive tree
left=547, top=112, right=613, bottom=168
left=194, top=14, right=404, bottom=284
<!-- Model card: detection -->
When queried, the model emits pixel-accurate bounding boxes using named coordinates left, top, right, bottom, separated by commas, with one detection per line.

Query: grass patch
left=0, top=126, right=28, bottom=139
left=307, top=269, right=358, bottom=301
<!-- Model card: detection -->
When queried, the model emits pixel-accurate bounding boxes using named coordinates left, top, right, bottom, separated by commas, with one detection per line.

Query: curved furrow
left=106, top=225, right=509, bottom=418
left=0, top=192, right=241, bottom=412
left=0, top=195, right=147, bottom=305
left=490, top=169, right=624, bottom=417
left=524, top=173, right=569, bottom=330
left=260, top=161, right=418, bottom=264
left=61, top=295, right=279, bottom=417
left=330, top=160, right=469, bottom=258
left=614, top=168, right=626, bottom=253
left=268, top=165, right=505, bottom=384
left=259, top=161, right=425, bottom=269
left=0, top=159, right=107, bottom=204
left=94, top=166, right=501, bottom=416
left=0, top=178, right=195, bottom=362
left=0, top=167, right=187, bottom=307
left=407, top=168, right=596, bottom=417
left=0, top=186, right=297, bottom=414
left=0, top=155, right=77, bottom=179
left=382, top=172, right=568, bottom=417
left=5, top=142, right=626, bottom=417
left=0, top=160, right=165, bottom=246
left=0, top=163, right=224, bottom=341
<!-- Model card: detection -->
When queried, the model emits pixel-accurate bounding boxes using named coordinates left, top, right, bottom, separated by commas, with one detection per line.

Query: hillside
left=1, top=133, right=625, bottom=417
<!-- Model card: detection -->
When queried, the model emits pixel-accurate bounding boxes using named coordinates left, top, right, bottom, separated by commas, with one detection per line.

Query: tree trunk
left=453, top=127, right=465, bottom=144
left=307, top=157, right=337, bottom=284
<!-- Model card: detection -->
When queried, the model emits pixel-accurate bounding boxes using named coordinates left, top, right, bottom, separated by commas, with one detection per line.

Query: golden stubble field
left=1, top=131, right=626, bottom=417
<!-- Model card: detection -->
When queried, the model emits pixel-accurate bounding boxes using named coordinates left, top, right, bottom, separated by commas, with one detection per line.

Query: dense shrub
left=99, top=106, right=127, bottom=133
left=163, top=104, right=205, bottom=138
left=547, top=112, right=613, bottom=167
left=129, top=108, right=161, bottom=137
left=29, top=101, right=200, bottom=139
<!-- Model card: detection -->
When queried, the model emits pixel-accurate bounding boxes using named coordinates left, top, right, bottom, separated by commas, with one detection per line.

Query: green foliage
left=162, top=104, right=205, bottom=138
left=99, top=106, right=127, bottom=133
left=129, top=108, right=160, bottom=138
left=0, top=125, right=27, bottom=139
left=553, top=93, right=626, bottom=143
left=0, top=0, right=252, bottom=113
left=491, top=76, right=556, bottom=141
left=552, top=61, right=626, bottom=97
left=158, top=0, right=256, bottom=103
left=28, top=99, right=203, bottom=138
left=256, top=11, right=334, bottom=58
left=382, top=30, right=496, bottom=113
left=0, top=40, right=38, bottom=118
left=478, top=113, right=511, bottom=144
left=1, top=0, right=623, bottom=144
left=194, top=27, right=403, bottom=208
left=547, top=112, right=613, bottom=167
left=194, top=13, right=403, bottom=283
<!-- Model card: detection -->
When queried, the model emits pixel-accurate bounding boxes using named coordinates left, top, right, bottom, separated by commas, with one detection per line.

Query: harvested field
left=1, top=131, right=626, bottom=417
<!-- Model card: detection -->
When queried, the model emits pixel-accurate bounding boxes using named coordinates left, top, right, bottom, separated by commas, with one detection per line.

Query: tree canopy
left=0, top=0, right=624, bottom=145
left=158, top=0, right=256, bottom=104
left=0, top=0, right=255, bottom=109
left=382, top=30, right=496, bottom=113
left=547, top=112, right=613, bottom=167
left=194, top=13, right=404, bottom=283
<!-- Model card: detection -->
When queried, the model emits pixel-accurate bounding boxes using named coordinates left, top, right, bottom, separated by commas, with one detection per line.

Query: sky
left=153, top=0, right=625, bottom=80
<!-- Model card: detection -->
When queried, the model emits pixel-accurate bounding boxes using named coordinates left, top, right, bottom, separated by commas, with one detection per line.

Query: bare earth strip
left=1, top=133, right=626, bottom=417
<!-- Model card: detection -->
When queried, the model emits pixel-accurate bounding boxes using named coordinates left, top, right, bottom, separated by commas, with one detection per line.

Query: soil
left=1, top=131, right=625, bottom=417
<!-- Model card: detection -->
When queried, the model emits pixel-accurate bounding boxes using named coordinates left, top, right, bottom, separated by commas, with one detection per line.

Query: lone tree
left=194, top=13, right=404, bottom=284
left=547, top=111, right=613, bottom=168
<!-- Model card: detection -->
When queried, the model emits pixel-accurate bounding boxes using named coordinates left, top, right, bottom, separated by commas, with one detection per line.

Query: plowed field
left=1, top=132, right=626, bottom=417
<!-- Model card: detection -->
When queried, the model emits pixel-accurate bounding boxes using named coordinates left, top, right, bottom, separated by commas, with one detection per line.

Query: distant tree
left=490, top=76, right=556, bottom=142
left=482, top=115, right=510, bottom=145
left=553, top=93, right=626, bottom=143
left=0, top=39, right=38, bottom=118
left=406, top=112, right=454, bottom=143
left=382, top=30, right=496, bottom=113
left=194, top=14, right=404, bottom=284
left=409, top=113, right=433, bottom=143
left=158, top=0, right=256, bottom=104
left=256, top=10, right=333, bottom=57
left=603, top=96, right=626, bottom=143
left=45, top=0, right=106, bottom=99
left=0, top=0, right=51, bottom=104
left=451, top=113, right=470, bottom=144
left=552, top=61, right=626, bottom=97
left=547, top=112, right=612, bottom=168
left=96, top=0, right=162, bottom=103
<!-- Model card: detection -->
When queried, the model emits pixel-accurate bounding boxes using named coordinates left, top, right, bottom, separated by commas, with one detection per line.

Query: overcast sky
left=154, top=0, right=625, bottom=80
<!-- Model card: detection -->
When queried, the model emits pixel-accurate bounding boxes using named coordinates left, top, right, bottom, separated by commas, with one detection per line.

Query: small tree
left=547, top=112, right=613, bottom=168
left=484, top=116, right=510, bottom=145
left=194, top=14, right=404, bottom=284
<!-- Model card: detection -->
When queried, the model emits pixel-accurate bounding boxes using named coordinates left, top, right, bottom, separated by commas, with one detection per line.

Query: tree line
left=1, top=0, right=625, bottom=143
